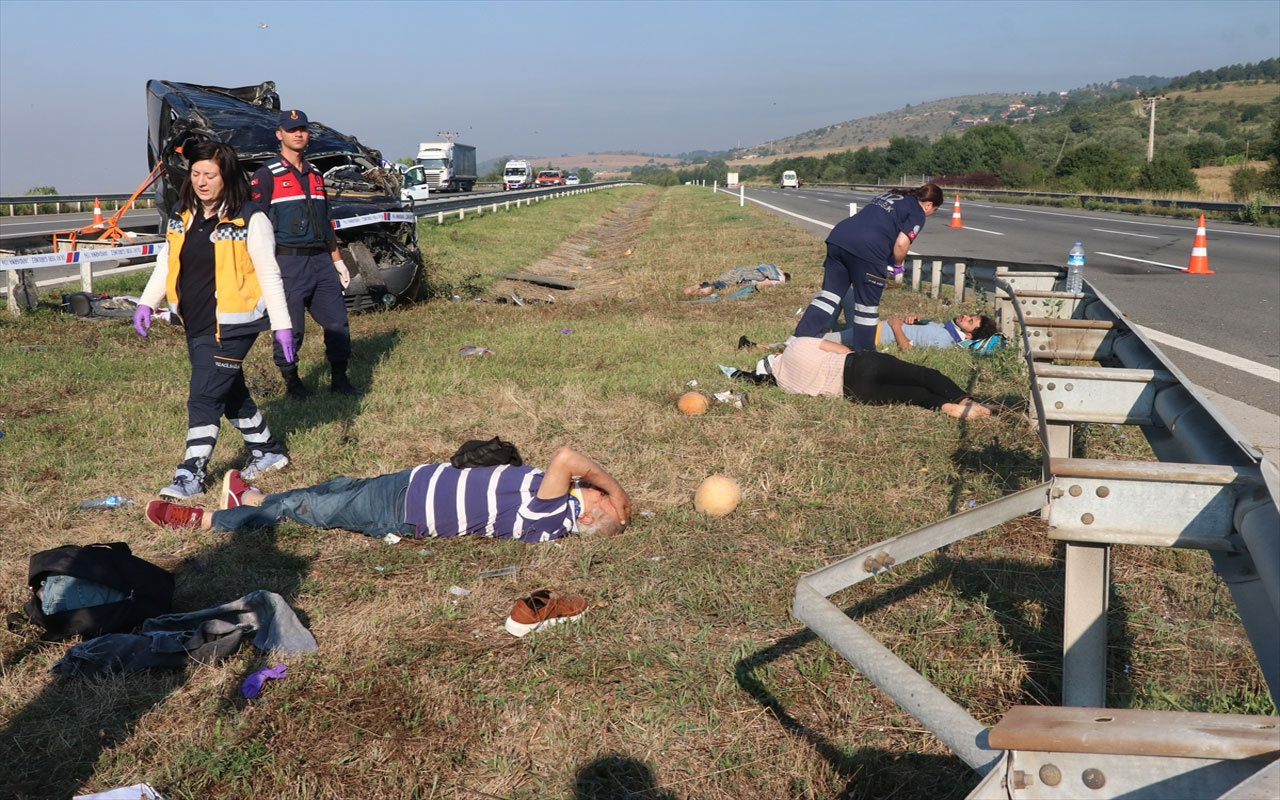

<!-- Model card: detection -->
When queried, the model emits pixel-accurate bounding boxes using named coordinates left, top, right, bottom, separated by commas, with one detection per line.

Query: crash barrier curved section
left=790, top=262, right=1279, bottom=799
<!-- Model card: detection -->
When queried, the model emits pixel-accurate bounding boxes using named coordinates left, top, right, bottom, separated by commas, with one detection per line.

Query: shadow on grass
left=217, top=329, right=402, bottom=476
left=734, top=554, right=1136, bottom=800
left=572, top=754, right=679, bottom=800
left=0, top=525, right=313, bottom=798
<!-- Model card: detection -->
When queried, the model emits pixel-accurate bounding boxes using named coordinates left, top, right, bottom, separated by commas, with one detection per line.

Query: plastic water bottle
left=1066, top=242, right=1085, bottom=293
left=80, top=495, right=135, bottom=510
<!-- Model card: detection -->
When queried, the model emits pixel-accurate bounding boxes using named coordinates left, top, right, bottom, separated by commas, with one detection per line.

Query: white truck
left=502, top=159, right=534, bottom=191
left=406, top=141, right=477, bottom=195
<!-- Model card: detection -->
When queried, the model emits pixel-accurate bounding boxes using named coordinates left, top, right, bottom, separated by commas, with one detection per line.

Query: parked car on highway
left=565, top=174, right=581, bottom=186
left=145, top=79, right=424, bottom=312
left=536, top=170, right=565, bottom=187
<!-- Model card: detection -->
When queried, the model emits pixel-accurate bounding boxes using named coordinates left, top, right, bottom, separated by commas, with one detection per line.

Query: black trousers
left=180, top=333, right=284, bottom=477
left=842, top=351, right=967, bottom=410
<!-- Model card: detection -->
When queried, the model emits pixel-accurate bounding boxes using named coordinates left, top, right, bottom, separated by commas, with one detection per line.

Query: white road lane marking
left=1095, top=251, right=1185, bottom=271
left=990, top=215, right=1024, bottom=221
left=1091, top=228, right=1161, bottom=238
left=953, top=225, right=1005, bottom=235
left=1135, top=325, right=1280, bottom=383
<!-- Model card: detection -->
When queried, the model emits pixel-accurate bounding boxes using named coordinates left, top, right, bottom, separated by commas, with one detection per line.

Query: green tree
left=1263, top=115, right=1280, bottom=193
left=1135, top=150, right=1198, bottom=192
left=960, top=123, right=1025, bottom=171
left=884, top=137, right=932, bottom=178
left=1228, top=165, right=1266, bottom=200
left=1184, top=134, right=1226, bottom=168
left=929, top=135, right=979, bottom=175
left=24, top=185, right=57, bottom=195
left=576, top=168, right=594, bottom=183
left=1057, top=143, right=1134, bottom=191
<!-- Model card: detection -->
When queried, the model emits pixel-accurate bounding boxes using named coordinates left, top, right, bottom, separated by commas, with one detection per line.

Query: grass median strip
left=0, top=186, right=1270, bottom=799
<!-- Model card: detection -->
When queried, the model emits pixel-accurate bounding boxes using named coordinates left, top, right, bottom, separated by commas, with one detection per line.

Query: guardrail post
left=911, top=260, right=922, bottom=293
left=80, top=262, right=93, bottom=292
left=849, top=203, right=858, bottom=217
left=1062, top=542, right=1110, bottom=707
left=954, top=263, right=966, bottom=302
left=930, top=260, right=942, bottom=298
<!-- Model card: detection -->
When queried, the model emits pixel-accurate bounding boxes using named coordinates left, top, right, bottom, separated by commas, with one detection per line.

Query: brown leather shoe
left=503, top=589, right=587, bottom=638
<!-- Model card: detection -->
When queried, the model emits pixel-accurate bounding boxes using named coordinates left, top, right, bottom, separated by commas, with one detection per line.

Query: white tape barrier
left=0, top=242, right=164, bottom=271
left=331, top=211, right=416, bottom=230
left=0, top=210, right=417, bottom=271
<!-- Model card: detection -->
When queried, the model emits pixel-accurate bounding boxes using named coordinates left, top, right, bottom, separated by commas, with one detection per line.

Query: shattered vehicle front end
left=146, top=79, right=424, bottom=312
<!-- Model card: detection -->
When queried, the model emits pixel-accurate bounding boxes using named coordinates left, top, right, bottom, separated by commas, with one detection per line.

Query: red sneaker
left=504, top=589, right=587, bottom=638
left=220, top=469, right=249, bottom=510
left=146, top=500, right=204, bottom=530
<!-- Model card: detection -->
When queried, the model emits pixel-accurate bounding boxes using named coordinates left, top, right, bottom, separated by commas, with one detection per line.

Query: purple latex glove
left=888, top=263, right=905, bottom=278
left=241, top=663, right=288, bottom=699
left=274, top=329, right=295, bottom=364
left=132, top=304, right=152, bottom=338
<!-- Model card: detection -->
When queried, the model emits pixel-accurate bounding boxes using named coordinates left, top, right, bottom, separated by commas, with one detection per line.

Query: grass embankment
left=1, top=186, right=1270, bottom=799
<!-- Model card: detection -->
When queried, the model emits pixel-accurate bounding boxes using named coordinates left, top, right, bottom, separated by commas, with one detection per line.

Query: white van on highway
left=780, top=170, right=799, bottom=189
left=503, top=160, right=534, bottom=191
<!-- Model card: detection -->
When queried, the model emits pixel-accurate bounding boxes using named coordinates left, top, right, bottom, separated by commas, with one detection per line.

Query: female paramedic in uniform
left=132, top=140, right=297, bottom=500
left=793, top=183, right=942, bottom=352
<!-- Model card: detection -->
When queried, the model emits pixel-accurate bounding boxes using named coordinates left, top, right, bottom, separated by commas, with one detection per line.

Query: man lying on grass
left=147, top=447, right=630, bottom=541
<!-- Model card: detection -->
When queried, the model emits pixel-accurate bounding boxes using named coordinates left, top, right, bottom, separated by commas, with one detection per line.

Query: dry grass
left=0, top=186, right=1269, bottom=799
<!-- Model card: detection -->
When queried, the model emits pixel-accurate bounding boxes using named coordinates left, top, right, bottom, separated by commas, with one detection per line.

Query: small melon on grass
left=695, top=474, right=741, bottom=516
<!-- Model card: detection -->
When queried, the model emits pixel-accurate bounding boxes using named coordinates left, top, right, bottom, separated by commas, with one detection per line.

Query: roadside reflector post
left=739, top=185, right=744, bottom=207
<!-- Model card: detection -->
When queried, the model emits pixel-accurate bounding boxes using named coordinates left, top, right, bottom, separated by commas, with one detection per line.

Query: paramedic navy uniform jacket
left=793, top=192, right=928, bottom=351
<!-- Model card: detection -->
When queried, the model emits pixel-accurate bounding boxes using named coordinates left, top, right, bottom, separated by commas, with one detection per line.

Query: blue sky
left=1, top=0, right=1277, bottom=194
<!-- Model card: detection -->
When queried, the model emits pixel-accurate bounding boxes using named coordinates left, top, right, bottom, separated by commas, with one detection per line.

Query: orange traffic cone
left=91, top=197, right=105, bottom=229
left=1186, top=214, right=1214, bottom=274
left=948, top=194, right=964, bottom=228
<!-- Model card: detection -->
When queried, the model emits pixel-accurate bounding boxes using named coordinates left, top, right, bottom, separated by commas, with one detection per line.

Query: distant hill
left=739, top=93, right=1031, bottom=163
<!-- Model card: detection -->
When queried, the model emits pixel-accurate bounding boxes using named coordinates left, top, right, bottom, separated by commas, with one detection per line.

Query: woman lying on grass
left=750, top=336, right=993, bottom=419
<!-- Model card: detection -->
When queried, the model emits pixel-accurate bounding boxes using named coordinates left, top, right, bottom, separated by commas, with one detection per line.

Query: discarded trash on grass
left=80, top=495, right=135, bottom=510
left=240, top=663, right=288, bottom=699
left=383, top=532, right=402, bottom=544
left=448, top=585, right=471, bottom=597
left=712, top=391, right=748, bottom=409
left=478, top=566, right=518, bottom=579
left=560, top=327, right=574, bottom=335
left=459, top=345, right=493, bottom=357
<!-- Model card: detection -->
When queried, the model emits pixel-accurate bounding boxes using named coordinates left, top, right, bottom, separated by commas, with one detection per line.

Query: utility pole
left=1144, top=96, right=1166, bottom=162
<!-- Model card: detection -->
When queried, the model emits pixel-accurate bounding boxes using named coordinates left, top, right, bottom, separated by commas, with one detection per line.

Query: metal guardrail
left=790, top=258, right=1279, bottom=799
left=808, top=183, right=1280, bottom=216
left=2, top=182, right=642, bottom=310
left=0, top=194, right=155, bottom=216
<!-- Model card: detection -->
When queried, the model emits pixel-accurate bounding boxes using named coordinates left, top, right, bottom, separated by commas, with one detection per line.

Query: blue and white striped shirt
left=403, top=464, right=578, bottom=543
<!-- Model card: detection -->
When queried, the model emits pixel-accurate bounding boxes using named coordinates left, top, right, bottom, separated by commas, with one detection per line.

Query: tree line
left=629, top=63, right=1280, bottom=201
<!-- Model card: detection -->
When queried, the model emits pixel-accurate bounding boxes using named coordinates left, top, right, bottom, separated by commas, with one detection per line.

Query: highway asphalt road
left=732, top=185, right=1280, bottom=461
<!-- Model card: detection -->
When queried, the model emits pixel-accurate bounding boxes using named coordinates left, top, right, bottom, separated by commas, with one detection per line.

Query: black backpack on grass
left=24, top=542, right=175, bottom=640
left=450, top=436, right=523, bottom=469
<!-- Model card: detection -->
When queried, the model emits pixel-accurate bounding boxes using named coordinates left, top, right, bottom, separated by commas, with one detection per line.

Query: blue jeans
left=211, top=468, right=414, bottom=537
